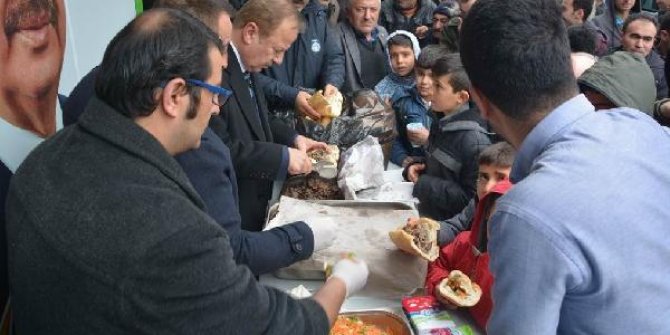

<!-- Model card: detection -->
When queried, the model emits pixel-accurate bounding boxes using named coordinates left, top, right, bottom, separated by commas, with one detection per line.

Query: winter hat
left=434, top=0, right=461, bottom=18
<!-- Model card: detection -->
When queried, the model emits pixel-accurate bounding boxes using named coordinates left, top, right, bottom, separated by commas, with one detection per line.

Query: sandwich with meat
left=389, top=217, right=440, bottom=261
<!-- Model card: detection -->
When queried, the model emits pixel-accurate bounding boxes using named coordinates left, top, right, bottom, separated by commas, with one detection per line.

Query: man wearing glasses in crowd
left=6, top=7, right=368, bottom=334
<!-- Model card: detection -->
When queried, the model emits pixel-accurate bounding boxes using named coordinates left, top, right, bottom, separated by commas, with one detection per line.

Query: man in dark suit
left=209, top=0, right=328, bottom=232
left=6, top=8, right=368, bottom=333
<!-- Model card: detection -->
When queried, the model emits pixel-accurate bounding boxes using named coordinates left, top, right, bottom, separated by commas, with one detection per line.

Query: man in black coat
left=63, top=0, right=334, bottom=276
left=6, top=8, right=367, bottom=334
left=209, top=0, right=328, bottom=232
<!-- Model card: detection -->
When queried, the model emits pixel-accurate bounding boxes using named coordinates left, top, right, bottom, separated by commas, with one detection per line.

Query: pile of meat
left=281, top=172, right=343, bottom=200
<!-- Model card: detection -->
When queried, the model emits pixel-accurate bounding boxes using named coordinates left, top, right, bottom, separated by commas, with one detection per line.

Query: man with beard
left=461, top=0, right=670, bottom=332
left=6, top=8, right=368, bottom=334
left=0, top=0, right=66, bottom=327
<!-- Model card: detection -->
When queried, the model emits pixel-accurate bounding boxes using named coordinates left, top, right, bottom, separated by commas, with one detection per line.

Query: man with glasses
left=6, top=8, right=368, bottom=334
left=64, top=0, right=336, bottom=277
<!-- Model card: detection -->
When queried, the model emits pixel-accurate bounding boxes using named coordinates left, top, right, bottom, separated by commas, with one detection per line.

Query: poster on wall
left=0, top=1, right=135, bottom=329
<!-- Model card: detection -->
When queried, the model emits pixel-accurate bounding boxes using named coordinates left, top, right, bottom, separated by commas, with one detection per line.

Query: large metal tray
left=266, top=199, right=418, bottom=281
left=265, top=199, right=416, bottom=224
left=335, top=309, right=413, bottom=335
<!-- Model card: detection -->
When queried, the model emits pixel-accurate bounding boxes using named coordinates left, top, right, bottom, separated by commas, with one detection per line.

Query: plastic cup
left=406, top=123, right=425, bottom=148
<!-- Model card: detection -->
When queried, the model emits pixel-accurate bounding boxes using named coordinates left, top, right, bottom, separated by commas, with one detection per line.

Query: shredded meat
left=403, top=224, right=433, bottom=253
left=281, top=172, right=343, bottom=200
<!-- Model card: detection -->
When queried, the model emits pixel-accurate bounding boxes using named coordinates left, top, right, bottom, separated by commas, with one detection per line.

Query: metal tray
left=336, top=309, right=413, bottom=335
left=265, top=199, right=416, bottom=224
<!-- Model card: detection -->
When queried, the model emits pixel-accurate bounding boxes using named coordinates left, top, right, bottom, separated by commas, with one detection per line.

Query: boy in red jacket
left=425, top=161, right=513, bottom=329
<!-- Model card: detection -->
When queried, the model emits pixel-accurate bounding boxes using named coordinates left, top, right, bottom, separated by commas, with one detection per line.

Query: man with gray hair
left=337, top=0, right=390, bottom=93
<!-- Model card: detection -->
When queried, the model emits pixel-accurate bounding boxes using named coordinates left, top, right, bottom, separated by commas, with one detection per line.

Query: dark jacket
left=389, top=87, right=431, bottom=166
left=175, top=128, right=314, bottom=275
left=5, top=97, right=329, bottom=334
left=405, top=106, right=491, bottom=221
left=647, top=49, right=668, bottom=100
left=262, top=0, right=345, bottom=108
left=379, top=0, right=436, bottom=47
left=0, top=95, right=67, bottom=324
left=578, top=51, right=656, bottom=115
left=592, top=0, right=642, bottom=51
left=62, top=67, right=313, bottom=276
left=209, top=47, right=298, bottom=232
left=583, top=20, right=609, bottom=57
left=336, top=21, right=389, bottom=94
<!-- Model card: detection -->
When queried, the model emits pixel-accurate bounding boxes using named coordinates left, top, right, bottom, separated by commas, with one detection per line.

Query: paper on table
left=265, top=197, right=427, bottom=300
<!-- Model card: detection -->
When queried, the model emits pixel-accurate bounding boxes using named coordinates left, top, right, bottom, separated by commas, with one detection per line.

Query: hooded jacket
left=578, top=51, right=656, bottom=115
left=425, top=180, right=513, bottom=330
left=374, top=30, right=421, bottom=101
left=592, top=0, right=642, bottom=51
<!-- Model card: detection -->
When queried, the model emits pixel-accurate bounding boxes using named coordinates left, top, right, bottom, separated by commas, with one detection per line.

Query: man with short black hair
left=7, top=8, right=368, bottom=334
left=562, top=0, right=608, bottom=56
left=460, top=0, right=670, bottom=332
left=619, top=13, right=668, bottom=99
left=593, top=0, right=642, bottom=50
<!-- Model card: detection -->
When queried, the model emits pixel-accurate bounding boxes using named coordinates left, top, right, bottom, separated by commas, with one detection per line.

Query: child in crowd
left=436, top=141, right=515, bottom=247
left=425, top=178, right=513, bottom=329
left=404, top=53, right=491, bottom=221
left=390, top=45, right=450, bottom=167
left=374, top=30, right=421, bottom=102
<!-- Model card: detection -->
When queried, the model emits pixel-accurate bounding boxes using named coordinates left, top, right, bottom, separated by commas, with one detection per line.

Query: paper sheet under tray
left=264, top=197, right=425, bottom=300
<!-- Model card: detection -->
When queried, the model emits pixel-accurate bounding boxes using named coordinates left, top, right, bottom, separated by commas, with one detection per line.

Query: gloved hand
left=329, top=255, right=369, bottom=297
left=304, top=218, right=336, bottom=252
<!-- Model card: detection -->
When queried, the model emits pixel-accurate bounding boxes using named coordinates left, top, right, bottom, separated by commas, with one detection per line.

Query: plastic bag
left=337, top=136, right=386, bottom=200
left=297, top=89, right=397, bottom=153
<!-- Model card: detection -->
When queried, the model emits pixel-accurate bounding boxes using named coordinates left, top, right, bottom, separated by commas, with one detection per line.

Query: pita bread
left=437, top=270, right=482, bottom=307
left=308, top=90, right=343, bottom=126
left=389, top=217, right=439, bottom=261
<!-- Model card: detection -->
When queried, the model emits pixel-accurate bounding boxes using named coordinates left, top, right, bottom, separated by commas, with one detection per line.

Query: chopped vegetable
left=330, top=316, right=391, bottom=335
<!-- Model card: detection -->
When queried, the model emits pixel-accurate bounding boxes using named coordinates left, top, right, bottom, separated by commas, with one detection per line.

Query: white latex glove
left=304, top=218, right=336, bottom=252
left=329, top=256, right=369, bottom=297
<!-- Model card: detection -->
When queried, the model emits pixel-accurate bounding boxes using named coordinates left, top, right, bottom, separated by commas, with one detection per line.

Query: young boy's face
left=415, top=67, right=434, bottom=100
left=389, top=44, right=415, bottom=77
left=431, top=73, right=468, bottom=114
left=476, top=164, right=511, bottom=200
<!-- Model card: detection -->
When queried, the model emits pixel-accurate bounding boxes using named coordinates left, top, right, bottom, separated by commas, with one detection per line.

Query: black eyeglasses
left=186, top=79, right=232, bottom=106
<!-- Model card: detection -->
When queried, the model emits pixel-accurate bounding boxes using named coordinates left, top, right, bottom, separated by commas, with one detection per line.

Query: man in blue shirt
left=460, top=0, right=670, bottom=333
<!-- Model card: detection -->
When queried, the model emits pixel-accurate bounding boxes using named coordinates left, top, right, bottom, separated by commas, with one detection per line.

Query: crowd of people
left=0, top=0, right=669, bottom=334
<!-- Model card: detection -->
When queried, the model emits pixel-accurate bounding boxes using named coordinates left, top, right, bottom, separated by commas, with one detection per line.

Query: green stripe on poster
left=135, top=0, right=143, bottom=14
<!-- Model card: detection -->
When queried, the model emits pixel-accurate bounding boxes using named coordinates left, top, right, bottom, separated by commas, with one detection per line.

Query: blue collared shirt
left=487, top=94, right=670, bottom=334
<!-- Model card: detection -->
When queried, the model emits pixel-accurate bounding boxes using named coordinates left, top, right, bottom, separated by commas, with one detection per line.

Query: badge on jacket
left=311, top=39, right=321, bottom=53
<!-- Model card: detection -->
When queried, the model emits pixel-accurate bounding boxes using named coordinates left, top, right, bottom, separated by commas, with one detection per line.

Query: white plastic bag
left=337, top=136, right=385, bottom=199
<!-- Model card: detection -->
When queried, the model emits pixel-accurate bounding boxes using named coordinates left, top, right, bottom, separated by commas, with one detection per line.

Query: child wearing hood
left=374, top=30, right=421, bottom=102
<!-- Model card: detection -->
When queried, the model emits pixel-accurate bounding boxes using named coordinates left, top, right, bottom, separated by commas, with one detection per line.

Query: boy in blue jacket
left=390, top=45, right=449, bottom=167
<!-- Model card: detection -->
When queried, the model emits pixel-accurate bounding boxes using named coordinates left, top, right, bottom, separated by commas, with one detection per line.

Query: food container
left=335, top=309, right=413, bottom=335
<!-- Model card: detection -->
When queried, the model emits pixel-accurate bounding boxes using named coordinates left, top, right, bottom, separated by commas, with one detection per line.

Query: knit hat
left=433, top=0, right=461, bottom=18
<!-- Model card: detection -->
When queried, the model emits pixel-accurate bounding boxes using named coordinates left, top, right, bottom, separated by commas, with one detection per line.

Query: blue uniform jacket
left=261, top=0, right=345, bottom=107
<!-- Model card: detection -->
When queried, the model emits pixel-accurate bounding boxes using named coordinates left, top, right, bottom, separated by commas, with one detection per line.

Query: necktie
left=243, top=72, right=263, bottom=129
